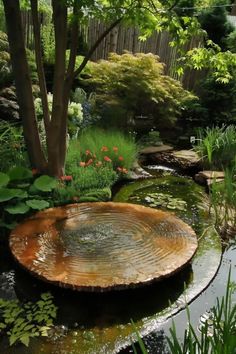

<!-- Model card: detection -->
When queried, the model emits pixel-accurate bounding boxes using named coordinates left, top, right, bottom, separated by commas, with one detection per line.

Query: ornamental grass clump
left=66, top=129, right=137, bottom=181
left=194, top=125, right=236, bottom=170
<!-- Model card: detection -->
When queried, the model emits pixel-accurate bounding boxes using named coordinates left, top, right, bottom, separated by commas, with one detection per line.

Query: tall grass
left=66, top=128, right=137, bottom=174
left=210, top=167, right=236, bottom=234
left=194, top=125, right=236, bottom=170
left=0, top=120, right=27, bottom=172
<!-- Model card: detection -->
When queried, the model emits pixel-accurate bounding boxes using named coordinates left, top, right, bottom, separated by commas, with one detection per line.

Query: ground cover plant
left=0, top=293, right=57, bottom=347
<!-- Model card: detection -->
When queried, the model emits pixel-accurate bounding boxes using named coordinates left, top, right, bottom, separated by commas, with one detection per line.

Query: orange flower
left=113, top=146, right=118, bottom=153
left=104, top=156, right=112, bottom=162
left=80, top=161, right=86, bottom=167
left=96, top=161, right=102, bottom=167
left=31, top=168, right=39, bottom=175
left=117, top=167, right=128, bottom=174
left=86, top=159, right=93, bottom=166
left=118, top=156, right=124, bottom=161
left=85, top=149, right=91, bottom=156
left=101, top=146, right=109, bottom=152
left=60, top=175, right=73, bottom=181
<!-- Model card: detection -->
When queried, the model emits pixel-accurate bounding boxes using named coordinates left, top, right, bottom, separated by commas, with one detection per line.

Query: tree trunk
left=47, top=0, right=68, bottom=176
left=3, top=0, right=46, bottom=171
left=231, top=0, right=236, bottom=15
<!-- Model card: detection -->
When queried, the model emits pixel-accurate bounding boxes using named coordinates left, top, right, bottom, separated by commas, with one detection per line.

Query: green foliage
left=0, top=293, right=57, bottom=347
left=41, top=22, right=55, bottom=65
left=198, top=0, right=234, bottom=51
left=34, top=92, right=83, bottom=138
left=85, top=53, right=195, bottom=132
left=167, top=270, right=236, bottom=354
left=0, top=166, right=57, bottom=229
left=194, top=71, right=236, bottom=126
left=66, top=129, right=137, bottom=176
left=183, top=43, right=236, bottom=83
left=0, top=31, right=12, bottom=88
left=194, top=125, right=236, bottom=170
left=133, top=270, right=236, bottom=354
left=71, top=88, right=101, bottom=129
left=210, top=167, right=236, bottom=232
left=137, top=130, right=163, bottom=148
left=0, top=120, right=27, bottom=172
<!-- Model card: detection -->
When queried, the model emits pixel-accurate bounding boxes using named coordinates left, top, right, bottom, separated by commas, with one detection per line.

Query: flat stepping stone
left=195, top=171, right=225, bottom=185
left=171, top=150, right=200, bottom=164
left=140, top=145, right=173, bottom=154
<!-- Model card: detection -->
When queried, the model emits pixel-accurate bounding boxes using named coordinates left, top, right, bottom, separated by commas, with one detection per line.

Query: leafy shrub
left=137, top=130, right=163, bottom=148
left=34, top=92, right=83, bottom=138
left=0, top=31, right=13, bottom=88
left=195, top=72, right=236, bottom=126
left=71, top=87, right=101, bottom=129
left=0, top=293, right=57, bottom=347
left=194, top=125, right=236, bottom=170
left=84, top=52, right=195, bottom=132
left=198, top=0, right=234, bottom=51
left=0, top=167, right=57, bottom=230
left=41, top=22, right=55, bottom=65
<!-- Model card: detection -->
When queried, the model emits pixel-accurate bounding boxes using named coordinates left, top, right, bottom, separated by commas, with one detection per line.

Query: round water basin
left=9, top=202, right=198, bottom=291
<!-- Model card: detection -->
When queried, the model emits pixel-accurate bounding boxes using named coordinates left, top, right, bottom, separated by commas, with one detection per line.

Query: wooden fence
left=21, top=13, right=203, bottom=90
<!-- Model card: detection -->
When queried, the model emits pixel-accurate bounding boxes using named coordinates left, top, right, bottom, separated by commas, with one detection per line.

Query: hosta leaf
left=5, top=202, right=30, bottom=214
left=0, top=172, right=9, bottom=187
left=26, top=199, right=49, bottom=210
left=20, top=335, right=30, bottom=347
left=8, top=167, right=32, bottom=181
left=0, top=188, right=15, bottom=202
left=0, top=188, right=28, bottom=202
left=34, top=175, right=57, bottom=192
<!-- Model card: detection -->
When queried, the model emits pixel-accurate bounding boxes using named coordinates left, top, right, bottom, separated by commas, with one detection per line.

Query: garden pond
left=0, top=166, right=235, bottom=354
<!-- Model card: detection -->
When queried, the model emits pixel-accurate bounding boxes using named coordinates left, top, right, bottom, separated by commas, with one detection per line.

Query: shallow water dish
left=9, top=202, right=198, bottom=291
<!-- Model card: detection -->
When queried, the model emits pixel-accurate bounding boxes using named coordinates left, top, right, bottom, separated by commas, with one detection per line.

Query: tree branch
left=66, top=0, right=79, bottom=80
left=72, top=17, right=122, bottom=80
left=30, top=0, right=50, bottom=135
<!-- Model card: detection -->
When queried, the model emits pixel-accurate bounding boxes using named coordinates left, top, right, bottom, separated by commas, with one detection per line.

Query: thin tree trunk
left=30, top=0, right=50, bottom=138
left=231, top=0, right=236, bottom=15
left=3, top=0, right=46, bottom=171
left=47, top=0, right=67, bottom=176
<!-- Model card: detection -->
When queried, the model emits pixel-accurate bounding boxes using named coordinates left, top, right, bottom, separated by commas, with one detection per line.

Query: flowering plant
left=34, top=93, right=83, bottom=137
left=79, top=145, right=129, bottom=176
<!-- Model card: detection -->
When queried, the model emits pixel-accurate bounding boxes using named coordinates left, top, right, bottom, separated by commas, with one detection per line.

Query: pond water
left=0, top=168, right=224, bottom=354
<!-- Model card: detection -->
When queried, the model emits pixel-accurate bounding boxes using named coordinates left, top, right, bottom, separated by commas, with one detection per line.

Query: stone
left=172, top=150, right=200, bottom=164
left=195, top=171, right=225, bottom=185
left=139, top=145, right=174, bottom=154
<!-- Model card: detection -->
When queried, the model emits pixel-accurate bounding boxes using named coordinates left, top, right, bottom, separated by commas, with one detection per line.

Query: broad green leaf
left=0, top=220, right=18, bottom=230
left=34, top=175, right=57, bottom=192
left=0, top=172, right=10, bottom=187
left=26, top=199, right=49, bottom=210
left=20, top=335, right=30, bottom=347
left=8, top=167, right=32, bottom=181
left=5, top=202, right=30, bottom=215
left=0, top=188, right=28, bottom=202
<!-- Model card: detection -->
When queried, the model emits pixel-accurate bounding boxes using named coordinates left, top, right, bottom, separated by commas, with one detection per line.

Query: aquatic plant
left=210, top=167, right=236, bottom=236
left=0, top=293, right=57, bottom=347
left=194, top=125, right=236, bottom=170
